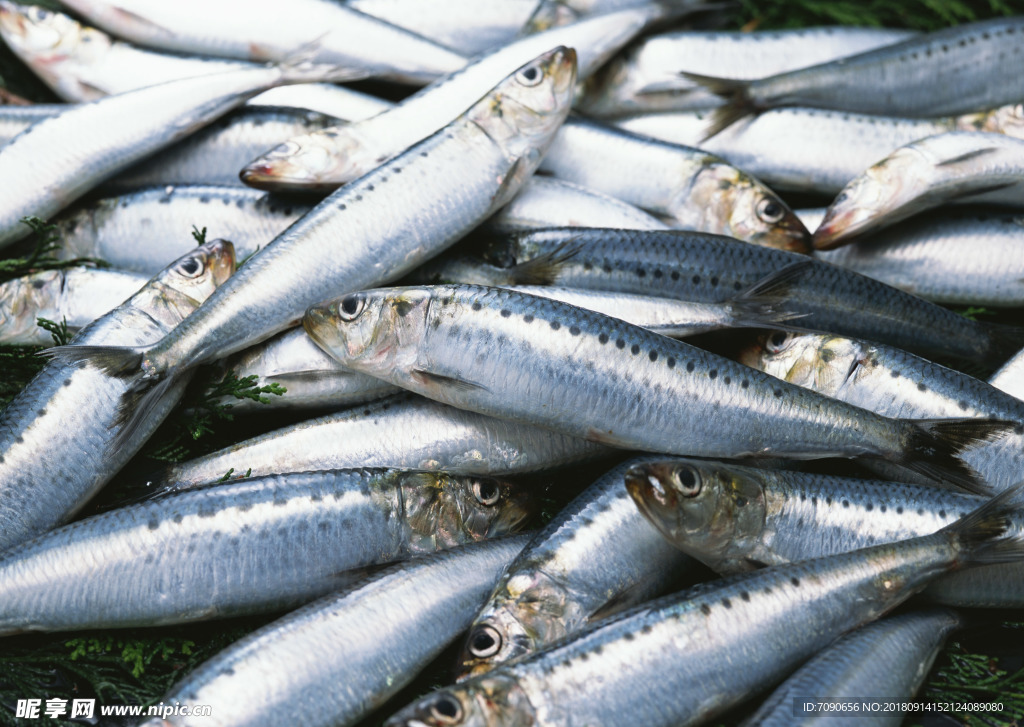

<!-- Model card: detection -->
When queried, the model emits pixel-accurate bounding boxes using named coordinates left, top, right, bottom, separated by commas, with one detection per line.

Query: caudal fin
left=679, top=72, right=756, bottom=140
left=939, top=480, right=1024, bottom=567
left=893, top=418, right=1014, bottom=495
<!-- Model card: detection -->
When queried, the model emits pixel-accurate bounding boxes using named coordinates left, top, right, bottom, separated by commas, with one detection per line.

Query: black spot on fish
left=671, top=271, right=680, bottom=281
left=917, top=383, right=927, bottom=392
left=616, top=338, right=626, bottom=349
left=653, top=270, right=663, bottom=278
left=649, top=350, right=657, bottom=361
left=939, top=509, right=946, bottom=518
left=63, top=378, right=72, bottom=387
left=710, top=277, right=719, bottom=286
left=36, top=408, right=45, bottom=417
left=159, top=196, right=171, bottom=204
left=687, top=362, right=695, bottom=372
left=865, top=503, right=873, bottom=511
left=569, top=326, right=580, bottom=336
left=355, top=195, right=363, bottom=201
left=641, top=624, right=653, bottom=634
left=472, top=302, right=482, bottom=311
left=631, top=344, right=640, bottom=355
left=800, top=493, right=806, bottom=502
left=692, top=275, right=701, bottom=284
left=790, top=577, right=800, bottom=587
left=880, top=505, right=886, bottom=513
left=722, top=598, right=732, bottom=608
left=709, top=370, right=717, bottom=380
left=825, top=496, right=831, bottom=505
left=623, top=632, right=635, bottom=641
left=421, top=151, right=428, bottom=157
left=394, top=167, right=402, bottom=173
left=842, top=500, right=849, bottom=508
left=173, top=513, right=184, bottom=524
left=959, top=400, right=969, bottom=410
left=550, top=321, right=560, bottom=330
left=147, top=517, right=160, bottom=530
left=700, top=603, right=711, bottom=615
left=603, top=264, right=613, bottom=273
left=891, top=370, right=899, bottom=378
left=740, top=591, right=750, bottom=601
left=199, top=196, right=211, bottom=204
left=339, top=204, right=346, bottom=210
left=524, top=314, right=534, bottom=323
left=773, top=389, right=782, bottom=397
left=741, top=380, right=749, bottom=389
left=723, top=376, right=731, bottom=385
left=636, top=268, right=646, bottom=278
left=583, top=262, right=593, bottom=271
left=500, top=309, right=511, bottom=318
left=896, top=506, right=903, bottom=514
left=667, top=357, right=676, bottom=369
left=599, top=333, right=609, bottom=344
left=917, top=508, right=924, bottom=516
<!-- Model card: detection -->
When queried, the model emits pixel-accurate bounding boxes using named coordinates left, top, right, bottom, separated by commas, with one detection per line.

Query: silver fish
left=738, top=332, right=1024, bottom=493
left=578, top=26, right=916, bottom=118
left=304, top=284, right=1004, bottom=492
left=743, top=610, right=961, bottom=727
left=0, top=239, right=233, bottom=552
left=457, top=458, right=692, bottom=680
left=625, top=457, right=1024, bottom=608
left=145, top=392, right=608, bottom=496
left=140, top=536, right=530, bottom=727
left=0, top=266, right=146, bottom=346
left=991, top=348, right=1024, bottom=402
left=0, top=468, right=532, bottom=633
left=814, top=131, right=1024, bottom=249
left=384, top=489, right=1024, bottom=727
left=53, top=185, right=311, bottom=275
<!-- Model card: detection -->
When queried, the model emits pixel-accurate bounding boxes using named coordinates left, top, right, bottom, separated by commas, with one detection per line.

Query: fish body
left=457, top=458, right=692, bottom=680
left=741, top=332, right=1024, bottom=492
left=991, top=348, right=1024, bottom=401
left=304, top=284, right=1001, bottom=489
left=142, top=536, right=530, bottom=727
left=0, top=468, right=531, bottom=633
left=744, top=610, right=960, bottom=727
left=0, top=267, right=147, bottom=346
left=0, top=240, right=233, bottom=552
left=385, top=490, right=1023, bottom=727
left=146, top=393, right=608, bottom=495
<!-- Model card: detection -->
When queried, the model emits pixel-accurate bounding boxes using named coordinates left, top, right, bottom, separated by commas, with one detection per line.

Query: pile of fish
left=0, top=1, right=1023, bottom=725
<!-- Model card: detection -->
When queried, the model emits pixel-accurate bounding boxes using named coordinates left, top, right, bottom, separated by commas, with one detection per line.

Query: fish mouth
left=775, top=212, right=812, bottom=254
left=301, top=304, right=338, bottom=354
left=206, top=238, right=237, bottom=283
left=812, top=204, right=876, bottom=250
left=239, top=161, right=339, bottom=194
left=624, top=462, right=680, bottom=526
left=0, top=1, right=25, bottom=36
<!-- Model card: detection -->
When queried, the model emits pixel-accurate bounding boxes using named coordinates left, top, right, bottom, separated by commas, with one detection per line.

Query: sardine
left=384, top=489, right=1024, bottom=727
left=457, top=458, right=692, bottom=680
left=304, top=283, right=1005, bottom=491
left=0, top=239, right=233, bottom=552
left=815, top=131, right=1024, bottom=249
left=145, top=392, right=609, bottom=496
left=140, top=535, right=531, bottom=727
left=0, top=267, right=147, bottom=346
left=990, top=348, right=1024, bottom=402
left=0, top=468, right=532, bottom=633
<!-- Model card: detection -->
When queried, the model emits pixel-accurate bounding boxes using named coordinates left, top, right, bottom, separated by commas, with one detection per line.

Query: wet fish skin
left=0, top=267, right=147, bottom=346
left=144, top=392, right=609, bottom=496
left=625, top=458, right=1024, bottom=607
left=743, top=610, right=961, bottom=727
left=141, top=535, right=531, bottom=727
left=578, top=26, right=917, bottom=118
left=0, top=239, right=233, bottom=552
left=815, top=131, right=1024, bottom=249
left=384, top=490, right=1024, bottom=727
left=53, top=185, right=311, bottom=275
left=457, top=458, right=692, bottom=681
left=990, top=348, right=1024, bottom=402
left=304, top=283, right=999, bottom=491
left=0, top=468, right=532, bottom=634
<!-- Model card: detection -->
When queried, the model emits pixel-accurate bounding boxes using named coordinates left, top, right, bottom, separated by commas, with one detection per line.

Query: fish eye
left=516, top=64, right=543, bottom=87
left=766, top=331, right=793, bottom=354
left=756, top=197, right=785, bottom=224
left=472, top=479, right=501, bottom=506
left=429, top=694, right=463, bottom=724
left=177, top=256, right=204, bottom=278
left=338, top=294, right=365, bottom=321
left=672, top=466, right=701, bottom=497
left=468, top=624, right=503, bottom=658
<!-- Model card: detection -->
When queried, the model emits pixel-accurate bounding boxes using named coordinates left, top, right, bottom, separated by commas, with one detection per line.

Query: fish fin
left=411, top=369, right=489, bottom=395
left=678, top=72, right=755, bottom=140
left=724, top=262, right=815, bottom=329
left=276, top=38, right=376, bottom=85
left=893, top=418, right=1015, bottom=495
left=938, top=480, right=1024, bottom=566
left=935, top=147, right=1001, bottom=167
left=743, top=557, right=770, bottom=569
left=502, top=240, right=584, bottom=285
left=491, top=156, right=530, bottom=210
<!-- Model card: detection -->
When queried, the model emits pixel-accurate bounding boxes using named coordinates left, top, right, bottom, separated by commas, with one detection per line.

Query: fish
left=139, top=535, right=531, bottom=727
left=990, top=347, right=1024, bottom=402
left=814, top=131, right=1024, bottom=249
left=383, top=487, right=1024, bottom=727
left=48, top=47, right=577, bottom=450
left=52, top=185, right=311, bottom=275
left=0, top=267, right=147, bottom=346
left=743, top=610, right=961, bottom=727
left=0, top=468, right=532, bottom=633
left=624, top=457, right=1024, bottom=607
left=0, top=239, right=233, bottom=552
left=691, top=16, right=1024, bottom=137
left=456, top=458, right=692, bottom=681
left=578, top=26, right=916, bottom=118
left=143, top=392, right=609, bottom=496
left=55, top=0, right=469, bottom=85
left=304, top=283, right=1007, bottom=492
left=240, top=3, right=691, bottom=189
left=737, top=331, right=1024, bottom=493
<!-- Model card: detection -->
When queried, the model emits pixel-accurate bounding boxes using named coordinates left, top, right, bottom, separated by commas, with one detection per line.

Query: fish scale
left=305, top=284, right=1002, bottom=491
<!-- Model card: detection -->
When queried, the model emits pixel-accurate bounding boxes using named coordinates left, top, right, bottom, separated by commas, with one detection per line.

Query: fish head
left=624, top=459, right=767, bottom=569
left=466, top=46, right=577, bottom=206
left=738, top=331, right=866, bottom=397
left=136, top=238, right=235, bottom=326
left=680, top=163, right=810, bottom=252
left=967, top=103, right=1024, bottom=139
left=813, top=148, right=923, bottom=249
left=0, top=2, right=112, bottom=100
left=303, top=286, right=433, bottom=377
left=384, top=674, right=536, bottom=727
left=457, top=570, right=570, bottom=680
left=399, top=472, right=535, bottom=553
left=239, top=126, right=370, bottom=193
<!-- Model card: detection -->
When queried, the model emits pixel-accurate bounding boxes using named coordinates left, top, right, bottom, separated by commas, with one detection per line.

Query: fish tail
left=726, top=262, right=814, bottom=329
left=893, top=418, right=1015, bottom=495
left=38, top=343, right=146, bottom=377
left=679, top=72, right=755, bottom=140
left=938, top=480, right=1024, bottom=567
